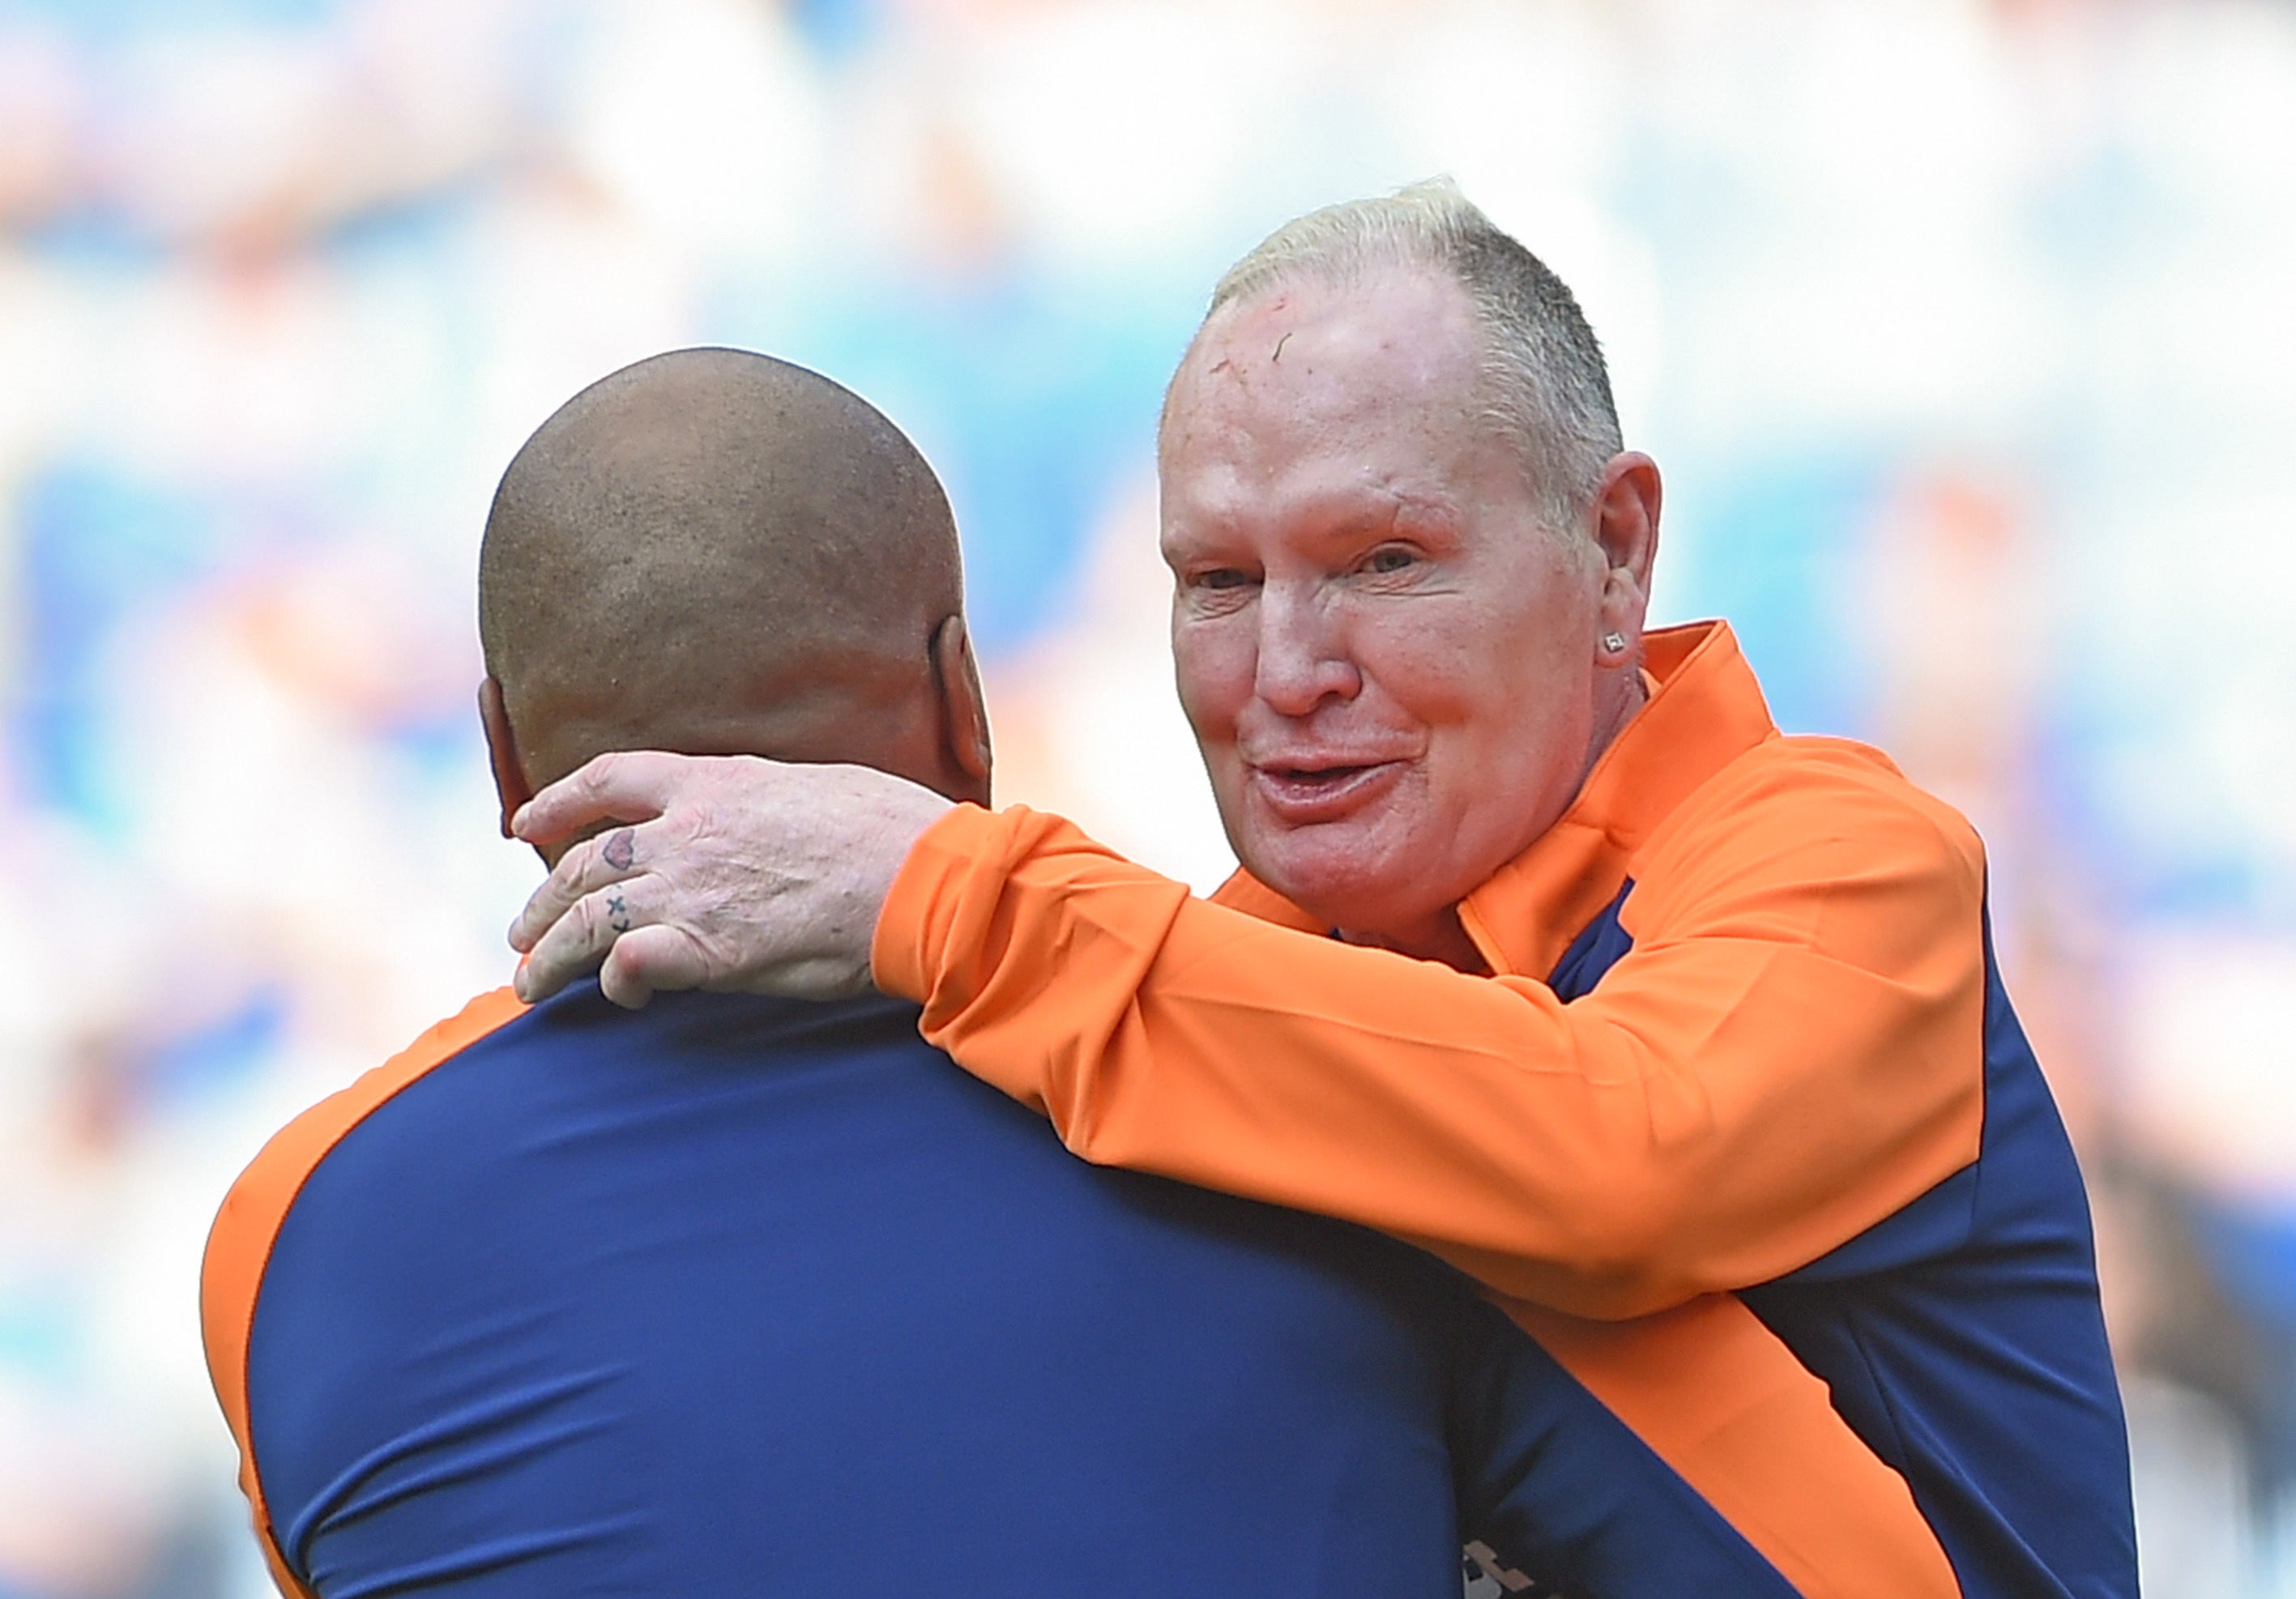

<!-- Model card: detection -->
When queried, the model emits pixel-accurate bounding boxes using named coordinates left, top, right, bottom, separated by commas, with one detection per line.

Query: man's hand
left=506, top=751, right=955, bottom=1009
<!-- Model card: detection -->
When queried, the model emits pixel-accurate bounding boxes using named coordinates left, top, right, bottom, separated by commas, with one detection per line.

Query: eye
left=1361, top=545, right=1420, bottom=575
left=1191, top=567, right=1257, bottom=591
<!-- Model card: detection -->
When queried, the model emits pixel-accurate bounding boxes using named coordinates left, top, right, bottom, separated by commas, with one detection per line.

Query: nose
left=1253, top=581, right=1360, bottom=717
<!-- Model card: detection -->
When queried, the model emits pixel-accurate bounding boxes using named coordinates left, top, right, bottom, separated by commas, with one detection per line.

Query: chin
left=1240, top=827, right=1410, bottom=934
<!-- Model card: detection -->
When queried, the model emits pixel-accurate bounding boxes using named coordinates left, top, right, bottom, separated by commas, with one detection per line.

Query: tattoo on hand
left=607, top=893, right=633, bottom=933
left=603, top=829, right=637, bottom=872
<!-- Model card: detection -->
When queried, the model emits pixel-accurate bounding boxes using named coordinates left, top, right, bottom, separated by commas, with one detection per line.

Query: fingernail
left=509, top=803, right=531, bottom=838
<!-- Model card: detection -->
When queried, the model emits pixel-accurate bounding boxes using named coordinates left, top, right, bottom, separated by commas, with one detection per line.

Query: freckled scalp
left=479, top=347, right=963, bottom=780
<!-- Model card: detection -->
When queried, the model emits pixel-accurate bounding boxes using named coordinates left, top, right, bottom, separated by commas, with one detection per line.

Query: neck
left=1337, top=906, right=1490, bottom=974
left=1579, top=664, right=1649, bottom=793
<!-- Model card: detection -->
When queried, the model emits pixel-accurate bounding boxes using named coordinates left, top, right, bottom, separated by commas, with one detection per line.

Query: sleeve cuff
left=871, top=801, right=1012, bottom=1004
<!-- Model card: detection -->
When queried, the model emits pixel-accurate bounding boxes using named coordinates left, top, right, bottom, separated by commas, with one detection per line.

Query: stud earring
left=1602, top=631, right=1628, bottom=654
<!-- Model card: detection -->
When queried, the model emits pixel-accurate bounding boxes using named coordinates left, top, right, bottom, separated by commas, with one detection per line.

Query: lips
left=1247, top=757, right=1406, bottom=823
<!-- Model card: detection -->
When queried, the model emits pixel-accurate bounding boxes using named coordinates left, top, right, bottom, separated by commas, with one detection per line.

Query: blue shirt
left=234, top=986, right=1798, bottom=1597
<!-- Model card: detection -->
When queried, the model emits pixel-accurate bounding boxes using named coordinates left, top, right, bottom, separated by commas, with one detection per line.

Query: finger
left=508, top=820, right=663, bottom=953
left=514, top=877, right=654, bottom=1004
left=597, top=923, right=711, bottom=1010
left=511, top=749, right=695, bottom=846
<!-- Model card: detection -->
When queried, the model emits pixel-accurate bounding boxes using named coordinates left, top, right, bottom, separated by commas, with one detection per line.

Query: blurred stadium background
left=0, top=0, right=2291, bottom=1593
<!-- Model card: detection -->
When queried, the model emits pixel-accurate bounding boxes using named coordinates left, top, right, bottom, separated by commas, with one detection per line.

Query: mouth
left=1248, top=759, right=1404, bottom=821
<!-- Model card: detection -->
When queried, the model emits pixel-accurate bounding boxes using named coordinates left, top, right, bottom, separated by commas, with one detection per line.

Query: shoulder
left=200, top=987, right=528, bottom=1467
left=207, top=987, right=530, bottom=1273
left=1628, top=736, right=1985, bottom=936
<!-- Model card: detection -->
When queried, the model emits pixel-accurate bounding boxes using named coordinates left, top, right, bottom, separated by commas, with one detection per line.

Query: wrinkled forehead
left=1167, top=269, right=1486, bottom=433
left=1159, top=271, right=1525, bottom=531
left=1163, top=275, right=1502, bottom=505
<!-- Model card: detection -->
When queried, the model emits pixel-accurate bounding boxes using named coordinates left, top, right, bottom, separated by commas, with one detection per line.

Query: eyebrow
left=1300, top=491, right=1463, bottom=548
left=1164, top=484, right=1465, bottom=556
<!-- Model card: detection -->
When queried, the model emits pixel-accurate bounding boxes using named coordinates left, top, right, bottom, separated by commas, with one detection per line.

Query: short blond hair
left=1204, top=178, right=1622, bottom=528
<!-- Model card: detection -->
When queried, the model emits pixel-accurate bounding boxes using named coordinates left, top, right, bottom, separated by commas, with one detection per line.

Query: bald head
left=479, top=348, right=988, bottom=826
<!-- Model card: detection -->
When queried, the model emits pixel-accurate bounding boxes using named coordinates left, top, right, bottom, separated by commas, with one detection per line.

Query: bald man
left=200, top=349, right=1807, bottom=1598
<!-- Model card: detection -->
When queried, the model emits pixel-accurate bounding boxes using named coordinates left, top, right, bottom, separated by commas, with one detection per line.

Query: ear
left=1590, top=451, right=1662, bottom=663
left=929, top=613, right=993, bottom=807
left=479, top=676, right=535, bottom=839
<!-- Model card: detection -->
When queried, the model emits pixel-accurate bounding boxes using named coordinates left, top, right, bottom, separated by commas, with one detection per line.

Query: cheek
left=1171, top=619, right=1253, bottom=745
left=1374, top=611, right=1590, bottom=797
left=1354, top=624, right=1481, bottom=730
left=1442, top=650, right=1597, bottom=819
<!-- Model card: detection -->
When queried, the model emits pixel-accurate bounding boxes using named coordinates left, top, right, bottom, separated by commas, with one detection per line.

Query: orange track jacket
left=872, top=620, right=2133, bottom=1599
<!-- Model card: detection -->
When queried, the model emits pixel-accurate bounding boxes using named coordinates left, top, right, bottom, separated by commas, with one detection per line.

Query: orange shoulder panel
left=1509, top=1293, right=1960, bottom=1599
left=198, top=987, right=527, bottom=1597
